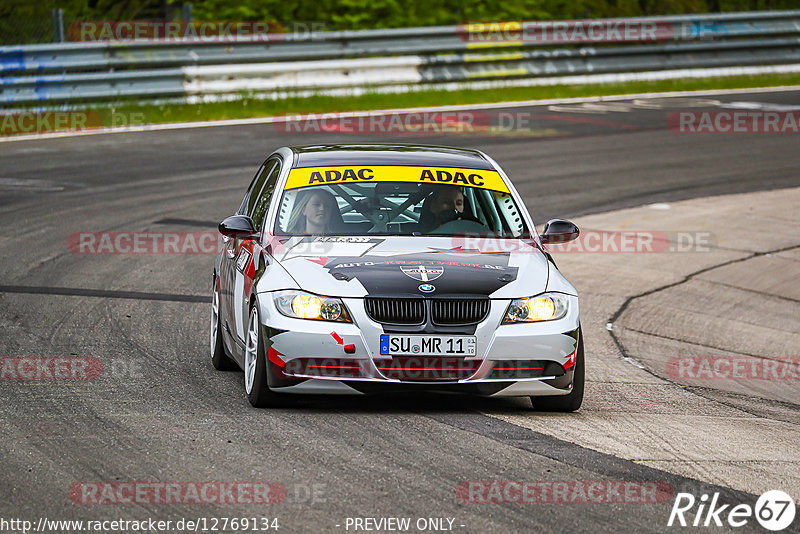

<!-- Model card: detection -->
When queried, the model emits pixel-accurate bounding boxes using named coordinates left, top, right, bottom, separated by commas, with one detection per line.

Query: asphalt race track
left=1, top=88, right=798, bottom=533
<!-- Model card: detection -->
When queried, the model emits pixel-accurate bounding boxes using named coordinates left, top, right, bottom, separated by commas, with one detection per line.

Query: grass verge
left=2, top=71, right=799, bottom=136
left=114, top=72, right=800, bottom=123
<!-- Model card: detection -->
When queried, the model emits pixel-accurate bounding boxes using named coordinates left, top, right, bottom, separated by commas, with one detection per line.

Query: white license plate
left=379, top=335, right=476, bottom=356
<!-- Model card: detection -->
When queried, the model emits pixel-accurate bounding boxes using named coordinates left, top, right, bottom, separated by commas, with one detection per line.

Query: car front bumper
left=257, top=293, right=580, bottom=398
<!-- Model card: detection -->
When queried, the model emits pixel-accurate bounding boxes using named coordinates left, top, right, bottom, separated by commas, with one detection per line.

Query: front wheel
left=243, top=304, right=285, bottom=408
left=531, top=329, right=584, bottom=412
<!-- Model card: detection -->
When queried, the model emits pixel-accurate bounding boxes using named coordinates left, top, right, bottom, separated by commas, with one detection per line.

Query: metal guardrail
left=1, top=10, right=799, bottom=106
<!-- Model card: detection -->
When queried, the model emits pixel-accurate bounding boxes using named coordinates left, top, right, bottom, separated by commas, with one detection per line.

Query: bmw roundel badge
left=419, top=284, right=435, bottom=293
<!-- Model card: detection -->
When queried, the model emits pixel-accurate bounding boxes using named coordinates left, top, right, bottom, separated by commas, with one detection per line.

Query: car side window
left=251, top=158, right=282, bottom=232
left=238, top=162, right=269, bottom=216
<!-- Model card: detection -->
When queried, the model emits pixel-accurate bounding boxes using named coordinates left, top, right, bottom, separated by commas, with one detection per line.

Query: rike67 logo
left=669, top=490, right=796, bottom=531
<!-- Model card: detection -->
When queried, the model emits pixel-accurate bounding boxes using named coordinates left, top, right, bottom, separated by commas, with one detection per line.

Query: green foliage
left=187, top=0, right=800, bottom=27
left=0, top=0, right=178, bottom=44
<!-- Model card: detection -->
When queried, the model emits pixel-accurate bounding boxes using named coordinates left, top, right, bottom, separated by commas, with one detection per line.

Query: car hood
left=269, top=236, right=551, bottom=299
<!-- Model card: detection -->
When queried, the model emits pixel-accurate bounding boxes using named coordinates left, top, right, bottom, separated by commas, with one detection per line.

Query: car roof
left=290, top=144, right=495, bottom=171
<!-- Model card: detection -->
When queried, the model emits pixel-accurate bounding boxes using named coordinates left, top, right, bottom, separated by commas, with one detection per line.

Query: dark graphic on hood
left=323, top=252, right=518, bottom=296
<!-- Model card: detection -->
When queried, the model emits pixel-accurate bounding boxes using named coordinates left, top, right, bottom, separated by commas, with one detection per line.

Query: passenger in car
left=287, top=189, right=344, bottom=234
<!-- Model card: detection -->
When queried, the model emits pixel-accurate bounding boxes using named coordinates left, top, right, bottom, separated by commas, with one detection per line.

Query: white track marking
left=721, top=101, right=800, bottom=111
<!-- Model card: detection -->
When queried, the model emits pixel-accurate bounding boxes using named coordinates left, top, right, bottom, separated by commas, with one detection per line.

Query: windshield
left=273, top=166, right=530, bottom=238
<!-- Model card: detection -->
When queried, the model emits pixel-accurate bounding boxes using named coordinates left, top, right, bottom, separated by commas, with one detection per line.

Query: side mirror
left=219, top=215, right=258, bottom=239
left=540, top=219, right=579, bottom=244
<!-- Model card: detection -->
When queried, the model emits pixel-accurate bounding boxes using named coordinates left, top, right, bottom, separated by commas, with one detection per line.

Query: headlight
left=273, top=291, right=350, bottom=322
left=502, top=293, right=568, bottom=323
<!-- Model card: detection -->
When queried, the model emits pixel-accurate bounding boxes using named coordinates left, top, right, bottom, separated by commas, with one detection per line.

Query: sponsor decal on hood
left=321, top=253, right=518, bottom=296
left=269, top=236, right=551, bottom=298
left=400, top=265, right=444, bottom=281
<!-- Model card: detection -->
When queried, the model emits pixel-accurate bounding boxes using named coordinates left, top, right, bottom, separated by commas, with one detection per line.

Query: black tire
left=210, top=280, right=236, bottom=371
left=531, top=329, right=585, bottom=412
left=244, top=304, right=286, bottom=408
